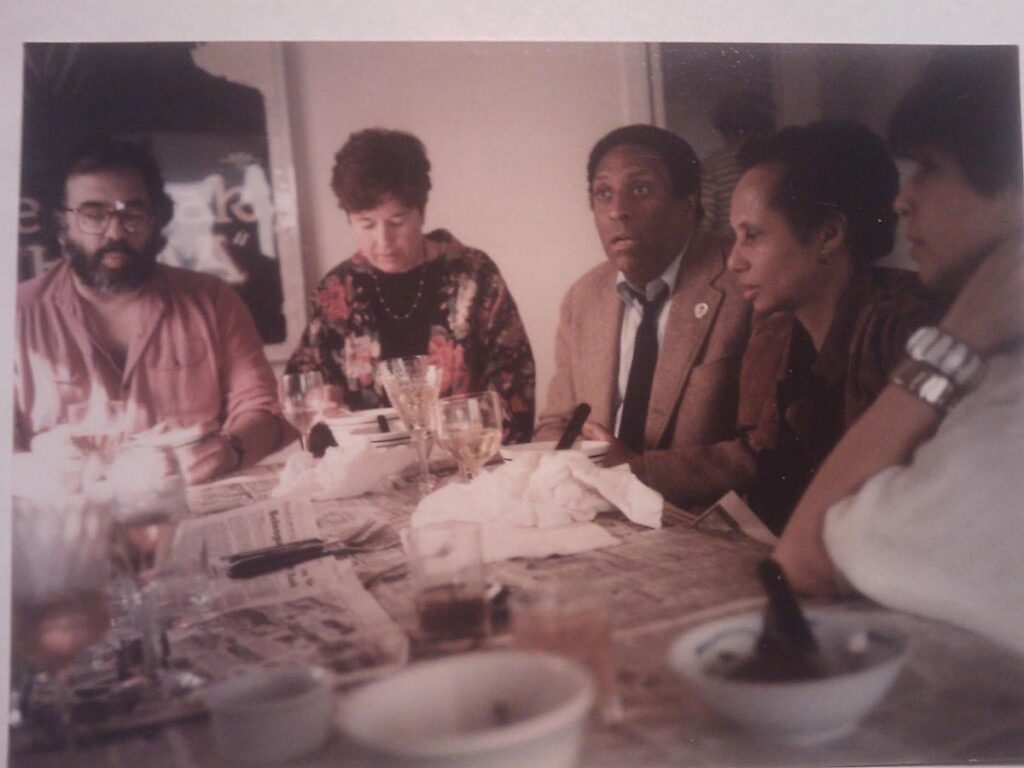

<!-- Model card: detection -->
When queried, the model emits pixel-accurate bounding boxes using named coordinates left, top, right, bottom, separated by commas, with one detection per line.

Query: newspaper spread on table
left=14, top=457, right=1024, bottom=766
left=170, top=496, right=409, bottom=684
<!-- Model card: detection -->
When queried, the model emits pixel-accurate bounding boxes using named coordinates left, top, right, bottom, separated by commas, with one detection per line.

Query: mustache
left=94, top=240, right=143, bottom=261
left=64, top=235, right=161, bottom=293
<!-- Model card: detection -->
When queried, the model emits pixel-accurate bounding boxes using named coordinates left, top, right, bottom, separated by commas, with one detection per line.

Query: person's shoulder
left=17, top=261, right=66, bottom=307
left=862, top=267, right=941, bottom=321
left=318, top=255, right=365, bottom=286
left=566, top=260, right=617, bottom=298
left=428, top=229, right=498, bottom=272
left=158, top=263, right=227, bottom=295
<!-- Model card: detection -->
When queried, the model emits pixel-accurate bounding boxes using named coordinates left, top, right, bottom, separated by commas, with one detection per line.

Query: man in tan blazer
left=535, top=125, right=752, bottom=504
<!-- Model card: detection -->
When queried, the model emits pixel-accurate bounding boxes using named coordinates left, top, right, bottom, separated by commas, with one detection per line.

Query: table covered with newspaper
left=10, top=456, right=1024, bottom=767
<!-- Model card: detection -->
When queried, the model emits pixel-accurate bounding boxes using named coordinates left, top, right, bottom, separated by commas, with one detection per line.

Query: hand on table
left=581, top=422, right=646, bottom=477
left=177, top=428, right=240, bottom=486
left=135, top=417, right=230, bottom=485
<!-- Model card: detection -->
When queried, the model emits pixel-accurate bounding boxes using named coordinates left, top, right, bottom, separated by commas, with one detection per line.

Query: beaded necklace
left=370, top=262, right=427, bottom=322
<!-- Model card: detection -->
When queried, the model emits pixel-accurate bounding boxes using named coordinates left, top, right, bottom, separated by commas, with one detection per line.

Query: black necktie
left=617, top=284, right=669, bottom=453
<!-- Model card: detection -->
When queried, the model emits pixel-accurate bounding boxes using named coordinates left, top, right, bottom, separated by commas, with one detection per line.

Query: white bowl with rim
left=667, top=608, right=908, bottom=745
left=201, top=664, right=335, bottom=763
left=338, top=650, right=594, bottom=768
left=500, top=440, right=609, bottom=466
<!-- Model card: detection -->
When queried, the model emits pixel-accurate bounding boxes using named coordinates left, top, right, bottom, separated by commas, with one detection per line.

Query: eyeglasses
left=61, top=201, right=152, bottom=235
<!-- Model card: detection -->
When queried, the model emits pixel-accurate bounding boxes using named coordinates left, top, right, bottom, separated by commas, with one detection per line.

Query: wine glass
left=435, top=391, right=503, bottom=482
left=107, top=444, right=189, bottom=585
left=279, top=371, right=327, bottom=451
left=377, top=356, right=442, bottom=495
left=11, top=489, right=113, bottom=748
left=107, top=444, right=211, bottom=693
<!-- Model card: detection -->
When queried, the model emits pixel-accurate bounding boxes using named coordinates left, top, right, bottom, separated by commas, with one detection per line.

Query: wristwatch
left=223, top=433, right=246, bottom=471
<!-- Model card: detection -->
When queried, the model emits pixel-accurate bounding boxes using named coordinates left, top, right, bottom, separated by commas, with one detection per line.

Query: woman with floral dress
left=286, top=128, right=536, bottom=443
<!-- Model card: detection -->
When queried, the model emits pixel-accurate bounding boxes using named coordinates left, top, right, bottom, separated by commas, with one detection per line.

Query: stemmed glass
left=108, top=444, right=189, bottom=585
left=107, top=444, right=209, bottom=691
left=435, top=390, right=503, bottom=482
left=378, top=356, right=442, bottom=495
left=12, top=489, right=113, bottom=748
left=279, top=371, right=327, bottom=451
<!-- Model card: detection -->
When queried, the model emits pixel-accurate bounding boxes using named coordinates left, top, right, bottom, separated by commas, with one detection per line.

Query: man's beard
left=64, top=237, right=161, bottom=293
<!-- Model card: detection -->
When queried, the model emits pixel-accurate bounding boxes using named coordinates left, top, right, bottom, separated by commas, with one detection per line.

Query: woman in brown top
left=725, top=120, right=938, bottom=532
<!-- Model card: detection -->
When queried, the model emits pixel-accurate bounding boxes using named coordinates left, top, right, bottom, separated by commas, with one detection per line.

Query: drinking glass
left=378, top=356, right=442, bottom=494
left=435, top=390, right=503, bottom=482
left=279, top=371, right=327, bottom=451
left=108, top=444, right=189, bottom=585
left=11, top=490, right=113, bottom=747
left=408, top=524, right=488, bottom=645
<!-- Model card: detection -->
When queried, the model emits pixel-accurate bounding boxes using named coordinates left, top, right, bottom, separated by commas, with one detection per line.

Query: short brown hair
left=330, top=128, right=432, bottom=213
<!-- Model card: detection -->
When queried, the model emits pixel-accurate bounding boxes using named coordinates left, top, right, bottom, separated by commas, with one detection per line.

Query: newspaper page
left=168, top=557, right=408, bottom=687
left=185, top=463, right=282, bottom=516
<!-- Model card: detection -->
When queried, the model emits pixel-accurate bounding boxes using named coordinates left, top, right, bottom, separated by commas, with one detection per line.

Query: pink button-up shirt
left=14, top=261, right=280, bottom=450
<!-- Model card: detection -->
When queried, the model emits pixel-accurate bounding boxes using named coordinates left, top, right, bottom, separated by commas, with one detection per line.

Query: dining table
left=9, top=448, right=1024, bottom=768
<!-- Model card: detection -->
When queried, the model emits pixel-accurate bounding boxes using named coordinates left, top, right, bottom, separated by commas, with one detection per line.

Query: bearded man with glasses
left=14, top=138, right=294, bottom=483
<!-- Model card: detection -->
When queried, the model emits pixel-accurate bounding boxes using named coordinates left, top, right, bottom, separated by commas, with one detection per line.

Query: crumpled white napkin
left=272, top=435, right=418, bottom=499
left=411, top=450, right=663, bottom=561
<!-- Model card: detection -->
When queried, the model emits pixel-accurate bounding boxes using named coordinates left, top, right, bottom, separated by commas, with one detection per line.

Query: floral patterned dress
left=286, top=229, right=536, bottom=443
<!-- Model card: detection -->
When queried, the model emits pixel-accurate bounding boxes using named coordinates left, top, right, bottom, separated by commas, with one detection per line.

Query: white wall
left=281, top=42, right=653, bottom=410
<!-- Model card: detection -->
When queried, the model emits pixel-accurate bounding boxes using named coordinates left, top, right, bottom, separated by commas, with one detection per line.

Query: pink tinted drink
left=14, top=590, right=111, bottom=673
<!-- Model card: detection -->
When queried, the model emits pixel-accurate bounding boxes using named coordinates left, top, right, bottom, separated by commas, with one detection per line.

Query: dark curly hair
left=888, top=46, right=1022, bottom=197
left=587, top=124, right=704, bottom=221
left=60, top=137, right=174, bottom=229
left=739, top=120, right=899, bottom=268
left=331, top=128, right=432, bottom=214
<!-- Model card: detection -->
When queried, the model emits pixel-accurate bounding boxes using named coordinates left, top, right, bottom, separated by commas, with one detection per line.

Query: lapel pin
left=694, top=302, right=709, bottom=319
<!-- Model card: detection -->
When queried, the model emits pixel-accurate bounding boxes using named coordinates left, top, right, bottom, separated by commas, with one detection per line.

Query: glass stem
left=413, top=431, right=433, bottom=493
left=52, top=668, right=75, bottom=751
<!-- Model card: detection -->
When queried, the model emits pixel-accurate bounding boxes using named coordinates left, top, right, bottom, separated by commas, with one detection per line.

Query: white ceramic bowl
left=500, top=440, right=609, bottom=465
left=202, top=665, right=335, bottom=763
left=667, top=608, right=908, bottom=744
left=338, top=650, right=595, bottom=768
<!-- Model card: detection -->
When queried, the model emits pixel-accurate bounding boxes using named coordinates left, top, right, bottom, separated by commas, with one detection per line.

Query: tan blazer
left=535, top=229, right=753, bottom=502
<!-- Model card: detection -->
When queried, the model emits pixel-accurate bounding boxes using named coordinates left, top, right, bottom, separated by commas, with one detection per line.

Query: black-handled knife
left=227, top=541, right=329, bottom=579
left=555, top=403, right=591, bottom=450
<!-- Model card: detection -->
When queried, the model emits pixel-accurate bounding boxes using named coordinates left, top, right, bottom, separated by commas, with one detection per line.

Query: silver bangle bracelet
left=905, top=326, right=986, bottom=389
left=890, top=357, right=964, bottom=414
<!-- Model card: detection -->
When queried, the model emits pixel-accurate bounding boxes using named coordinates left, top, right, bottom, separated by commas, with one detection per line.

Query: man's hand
left=941, top=233, right=1024, bottom=356
left=581, top=421, right=646, bottom=476
left=177, top=432, right=240, bottom=486
left=136, top=417, right=233, bottom=485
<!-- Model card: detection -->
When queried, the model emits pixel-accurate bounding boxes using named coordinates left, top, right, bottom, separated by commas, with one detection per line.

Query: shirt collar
left=615, top=233, right=691, bottom=305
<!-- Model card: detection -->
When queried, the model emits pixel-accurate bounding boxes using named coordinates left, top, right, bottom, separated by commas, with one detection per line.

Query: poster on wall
left=18, top=41, right=306, bottom=361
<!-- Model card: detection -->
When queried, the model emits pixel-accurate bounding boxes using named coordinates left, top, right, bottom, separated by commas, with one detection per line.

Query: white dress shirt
left=613, top=238, right=690, bottom=433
